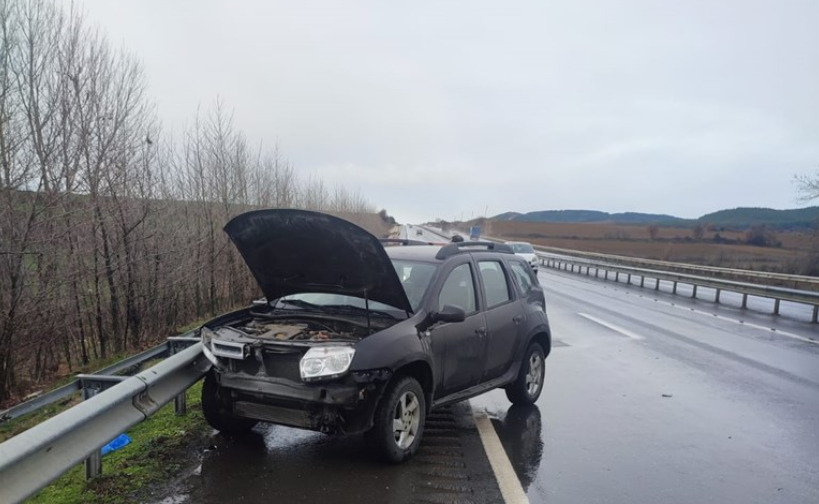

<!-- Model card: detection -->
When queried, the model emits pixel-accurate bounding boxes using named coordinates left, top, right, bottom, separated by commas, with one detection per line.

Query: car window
left=509, top=261, right=534, bottom=294
left=393, top=260, right=437, bottom=311
left=437, top=263, right=476, bottom=313
left=478, top=261, right=511, bottom=307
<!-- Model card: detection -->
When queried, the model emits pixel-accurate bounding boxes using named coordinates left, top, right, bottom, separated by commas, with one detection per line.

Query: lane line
left=473, top=412, right=529, bottom=504
left=664, top=303, right=818, bottom=345
left=544, top=272, right=817, bottom=346
left=577, top=312, right=645, bottom=340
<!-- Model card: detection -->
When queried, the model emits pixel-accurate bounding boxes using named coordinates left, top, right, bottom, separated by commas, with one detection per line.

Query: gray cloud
left=85, top=0, right=818, bottom=223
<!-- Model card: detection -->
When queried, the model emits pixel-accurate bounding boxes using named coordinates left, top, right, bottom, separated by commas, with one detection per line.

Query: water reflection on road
left=490, top=404, right=544, bottom=492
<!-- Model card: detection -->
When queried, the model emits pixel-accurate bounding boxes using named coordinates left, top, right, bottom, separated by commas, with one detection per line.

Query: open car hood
left=224, top=209, right=413, bottom=314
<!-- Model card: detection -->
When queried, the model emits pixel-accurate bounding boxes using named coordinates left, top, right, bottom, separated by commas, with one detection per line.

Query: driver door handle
left=513, top=316, right=524, bottom=325
left=475, top=327, right=487, bottom=337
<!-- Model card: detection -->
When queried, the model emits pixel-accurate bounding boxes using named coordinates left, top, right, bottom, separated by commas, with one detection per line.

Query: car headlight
left=299, top=346, right=355, bottom=382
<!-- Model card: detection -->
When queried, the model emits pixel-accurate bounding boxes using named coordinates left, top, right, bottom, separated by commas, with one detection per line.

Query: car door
left=427, top=260, right=488, bottom=397
left=477, top=259, right=526, bottom=381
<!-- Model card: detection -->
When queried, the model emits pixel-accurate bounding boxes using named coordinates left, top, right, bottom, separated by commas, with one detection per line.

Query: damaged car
left=200, top=209, right=552, bottom=463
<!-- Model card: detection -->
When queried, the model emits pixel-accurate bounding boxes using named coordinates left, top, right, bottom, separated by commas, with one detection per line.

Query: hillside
left=491, top=207, right=819, bottom=229
left=493, top=209, right=684, bottom=224
left=698, top=207, right=819, bottom=230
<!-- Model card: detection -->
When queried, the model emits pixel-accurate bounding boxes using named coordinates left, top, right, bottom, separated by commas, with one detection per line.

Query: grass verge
left=26, top=380, right=210, bottom=504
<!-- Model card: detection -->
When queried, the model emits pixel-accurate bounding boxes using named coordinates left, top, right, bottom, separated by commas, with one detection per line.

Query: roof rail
left=379, top=238, right=430, bottom=247
left=435, top=241, right=514, bottom=260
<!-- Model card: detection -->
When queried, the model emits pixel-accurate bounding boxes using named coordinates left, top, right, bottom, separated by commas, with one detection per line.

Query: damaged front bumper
left=213, top=368, right=392, bottom=435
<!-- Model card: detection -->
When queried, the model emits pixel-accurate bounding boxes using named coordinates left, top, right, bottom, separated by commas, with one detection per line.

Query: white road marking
left=663, top=303, right=818, bottom=345
left=577, top=312, right=645, bottom=340
left=546, top=272, right=818, bottom=346
left=473, top=411, right=529, bottom=504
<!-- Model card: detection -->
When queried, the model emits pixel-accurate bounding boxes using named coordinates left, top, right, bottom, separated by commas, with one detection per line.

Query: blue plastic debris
left=101, top=433, right=131, bottom=455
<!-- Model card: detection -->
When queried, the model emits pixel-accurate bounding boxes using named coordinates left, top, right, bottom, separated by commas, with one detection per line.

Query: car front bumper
left=215, top=368, right=392, bottom=435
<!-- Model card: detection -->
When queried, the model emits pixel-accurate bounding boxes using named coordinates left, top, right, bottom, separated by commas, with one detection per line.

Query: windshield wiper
left=276, top=299, right=323, bottom=311
left=323, top=304, right=399, bottom=320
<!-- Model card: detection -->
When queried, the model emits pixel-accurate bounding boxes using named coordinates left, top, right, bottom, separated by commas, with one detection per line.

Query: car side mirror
left=431, top=304, right=466, bottom=324
left=416, top=304, right=466, bottom=333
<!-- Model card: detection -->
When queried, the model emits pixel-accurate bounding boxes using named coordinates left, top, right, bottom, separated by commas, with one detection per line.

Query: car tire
left=201, top=372, right=258, bottom=434
left=506, top=342, right=545, bottom=405
left=367, top=376, right=426, bottom=463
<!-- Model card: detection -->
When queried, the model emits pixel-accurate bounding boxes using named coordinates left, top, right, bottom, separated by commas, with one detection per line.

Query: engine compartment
left=224, top=315, right=376, bottom=343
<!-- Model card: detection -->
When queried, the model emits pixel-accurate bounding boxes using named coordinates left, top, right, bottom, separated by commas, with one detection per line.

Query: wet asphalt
left=152, top=264, right=819, bottom=504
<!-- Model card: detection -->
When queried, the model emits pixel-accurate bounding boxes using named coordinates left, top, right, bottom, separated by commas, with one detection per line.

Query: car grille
left=234, top=401, right=313, bottom=428
left=261, top=349, right=303, bottom=381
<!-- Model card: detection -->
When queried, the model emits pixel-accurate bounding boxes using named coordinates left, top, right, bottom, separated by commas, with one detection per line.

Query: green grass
left=26, top=381, right=210, bottom=504
left=0, top=395, right=84, bottom=443
left=0, top=352, right=163, bottom=444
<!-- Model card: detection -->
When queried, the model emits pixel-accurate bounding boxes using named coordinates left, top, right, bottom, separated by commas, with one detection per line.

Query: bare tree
left=0, top=0, right=380, bottom=404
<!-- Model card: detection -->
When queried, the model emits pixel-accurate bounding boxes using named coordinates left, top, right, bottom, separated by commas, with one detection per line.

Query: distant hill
left=697, top=207, right=819, bottom=230
left=493, top=209, right=684, bottom=224
left=490, top=206, right=819, bottom=230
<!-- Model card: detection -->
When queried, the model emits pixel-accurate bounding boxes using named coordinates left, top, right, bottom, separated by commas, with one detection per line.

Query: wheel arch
left=392, top=360, right=434, bottom=413
left=529, top=330, right=551, bottom=358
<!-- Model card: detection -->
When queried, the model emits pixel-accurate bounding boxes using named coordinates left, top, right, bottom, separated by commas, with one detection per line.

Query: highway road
left=152, top=230, right=819, bottom=504
left=472, top=264, right=819, bottom=503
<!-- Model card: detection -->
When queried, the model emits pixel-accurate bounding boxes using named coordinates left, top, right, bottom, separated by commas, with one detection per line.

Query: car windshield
left=277, top=259, right=435, bottom=314
left=391, top=259, right=438, bottom=311
left=510, top=243, right=535, bottom=253
left=279, top=293, right=406, bottom=316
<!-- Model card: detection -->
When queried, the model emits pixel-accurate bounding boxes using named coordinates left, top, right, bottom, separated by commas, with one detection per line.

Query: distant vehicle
left=200, top=210, right=552, bottom=463
left=506, top=241, right=538, bottom=273
left=469, top=226, right=481, bottom=240
left=416, top=229, right=423, bottom=236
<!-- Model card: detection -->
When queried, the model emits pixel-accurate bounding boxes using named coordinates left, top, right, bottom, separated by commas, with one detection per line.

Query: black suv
left=200, top=209, right=552, bottom=462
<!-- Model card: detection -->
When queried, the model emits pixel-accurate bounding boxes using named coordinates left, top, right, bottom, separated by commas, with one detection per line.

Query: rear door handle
left=513, top=316, right=524, bottom=325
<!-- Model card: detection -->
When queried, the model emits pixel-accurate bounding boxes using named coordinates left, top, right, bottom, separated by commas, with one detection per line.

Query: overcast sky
left=83, top=0, right=818, bottom=224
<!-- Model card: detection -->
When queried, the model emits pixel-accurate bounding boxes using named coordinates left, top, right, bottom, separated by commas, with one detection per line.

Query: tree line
left=0, top=0, right=378, bottom=403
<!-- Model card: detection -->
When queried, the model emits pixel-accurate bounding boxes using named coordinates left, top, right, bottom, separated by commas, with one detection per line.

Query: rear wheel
left=201, top=372, right=257, bottom=434
left=367, top=376, right=426, bottom=463
left=506, top=342, right=545, bottom=405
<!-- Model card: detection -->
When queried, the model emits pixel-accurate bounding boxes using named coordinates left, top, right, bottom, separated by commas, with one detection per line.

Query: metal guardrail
left=0, top=336, right=198, bottom=424
left=539, top=252, right=819, bottom=324
left=0, top=338, right=209, bottom=503
left=535, top=245, right=819, bottom=291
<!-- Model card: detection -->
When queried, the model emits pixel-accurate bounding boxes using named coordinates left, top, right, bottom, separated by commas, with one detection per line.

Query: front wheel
left=201, top=372, right=258, bottom=434
left=506, top=342, right=545, bottom=405
left=367, top=376, right=426, bottom=463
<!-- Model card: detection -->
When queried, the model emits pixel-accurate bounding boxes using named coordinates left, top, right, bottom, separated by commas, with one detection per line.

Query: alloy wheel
left=392, top=391, right=421, bottom=449
left=525, top=352, right=543, bottom=396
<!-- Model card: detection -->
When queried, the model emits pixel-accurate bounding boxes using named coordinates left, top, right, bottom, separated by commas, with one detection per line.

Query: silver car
left=506, top=241, right=538, bottom=273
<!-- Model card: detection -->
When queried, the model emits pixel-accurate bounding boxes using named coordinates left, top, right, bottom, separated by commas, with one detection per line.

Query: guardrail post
left=640, top=276, right=645, bottom=287
left=691, top=285, right=698, bottom=299
left=773, top=298, right=780, bottom=316
left=655, top=278, right=660, bottom=290
left=672, top=282, right=678, bottom=294
left=169, top=341, right=188, bottom=416
left=82, top=386, right=102, bottom=481
left=626, top=273, right=632, bottom=285
left=812, top=305, right=818, bottom=323
left=715, top=288, right=721, bottom=303
left=595, top=268, right=599, bottom=278
left=742, top=293, right=748, bottom=308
